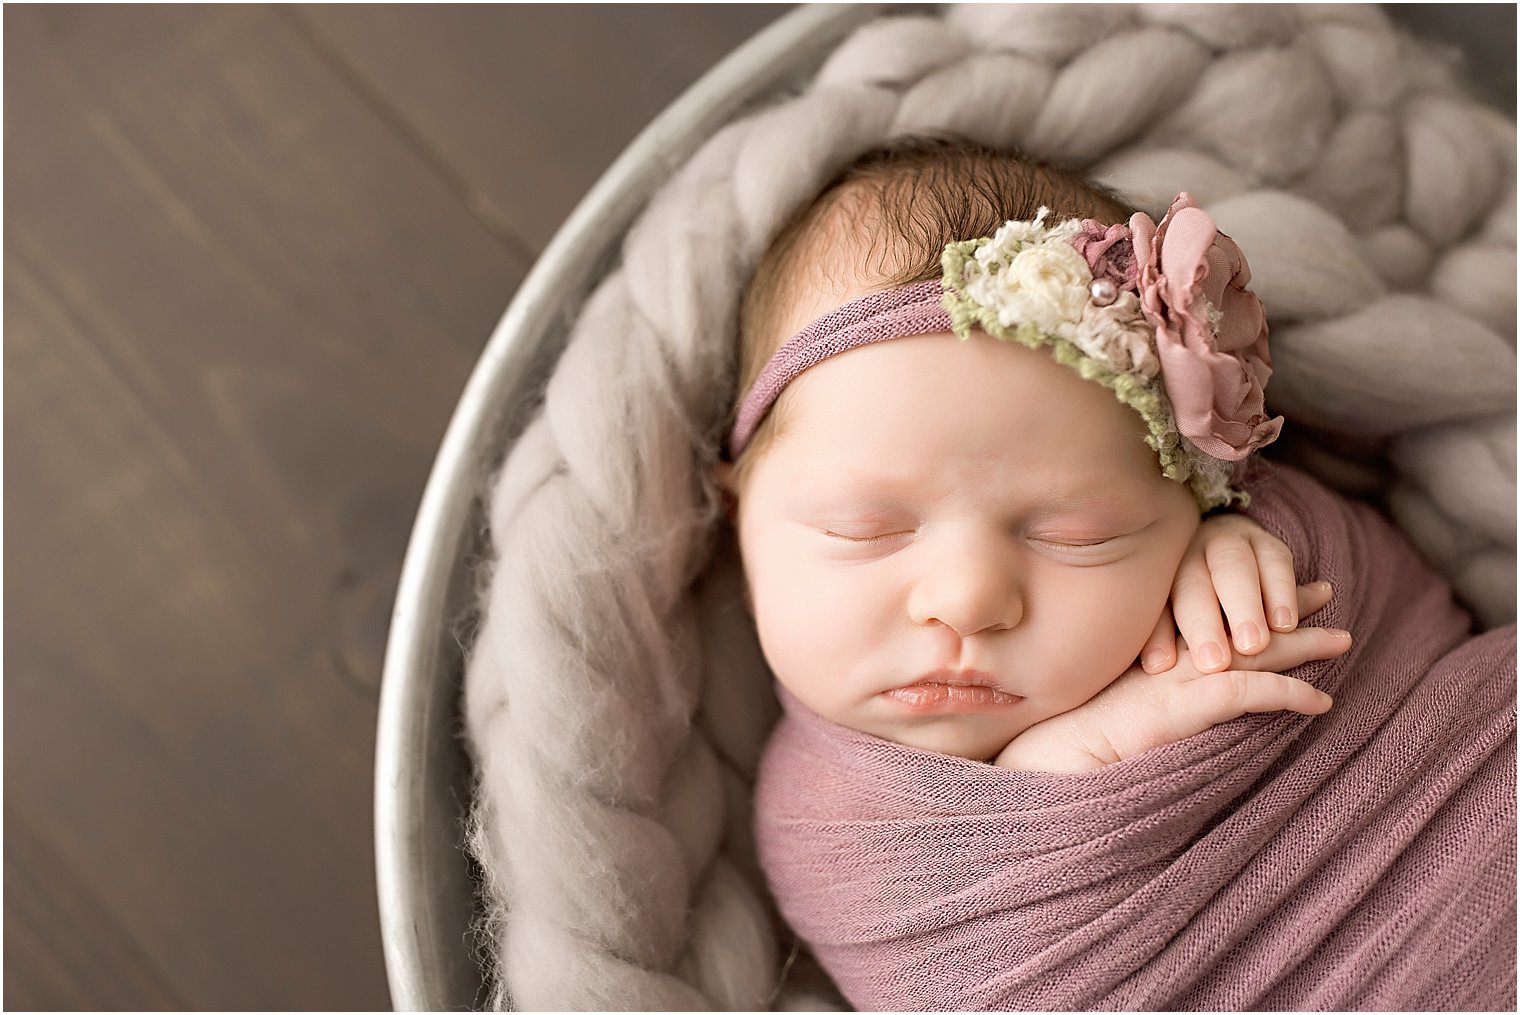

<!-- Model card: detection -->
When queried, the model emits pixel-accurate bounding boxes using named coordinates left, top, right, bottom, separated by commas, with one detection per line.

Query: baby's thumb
left=1179, top=669, right=1333, bottom=735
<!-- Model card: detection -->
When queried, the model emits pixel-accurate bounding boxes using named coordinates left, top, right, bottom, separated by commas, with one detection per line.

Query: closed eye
left=825, top=530, right=912, bottom=545
left=1030, top=535, right=1119, bottom=552
left=1038, top=536, right=1113, bottom=546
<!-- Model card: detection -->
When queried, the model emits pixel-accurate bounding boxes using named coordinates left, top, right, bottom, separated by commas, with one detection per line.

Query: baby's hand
left=995, top=584, right=1347, bottom=773
left=1142, top=514, right=1313, bottom=676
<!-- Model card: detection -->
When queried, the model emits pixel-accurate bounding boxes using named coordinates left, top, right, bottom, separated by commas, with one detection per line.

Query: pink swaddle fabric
left=754, top=462, right=1516, bottom=1011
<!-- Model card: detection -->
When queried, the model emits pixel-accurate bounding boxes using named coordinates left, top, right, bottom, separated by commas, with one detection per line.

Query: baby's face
left=727, top=315, right=1200, bottom=762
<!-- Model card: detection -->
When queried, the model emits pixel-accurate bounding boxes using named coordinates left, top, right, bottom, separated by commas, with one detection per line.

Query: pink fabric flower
left=1072, top=220, right=1138, bottom=290
left=1130, top=194, right=1283, bottom=461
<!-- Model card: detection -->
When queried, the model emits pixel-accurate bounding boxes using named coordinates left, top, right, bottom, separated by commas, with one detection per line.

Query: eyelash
left=1031, top=538, right=1121, bottom=558
left=826, top=532, right=1117, bottom=549
left=825, top=530, right=910, bottom=545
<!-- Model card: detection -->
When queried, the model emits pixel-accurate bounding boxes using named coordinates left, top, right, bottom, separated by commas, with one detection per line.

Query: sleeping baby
left=716, top=138, right=1516, bottom=1011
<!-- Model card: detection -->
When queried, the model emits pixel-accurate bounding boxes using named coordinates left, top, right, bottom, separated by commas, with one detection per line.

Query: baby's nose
left=906, top=536, right=1023, bottom=637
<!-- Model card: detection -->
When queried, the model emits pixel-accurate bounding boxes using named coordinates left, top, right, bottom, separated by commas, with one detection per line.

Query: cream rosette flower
left=961, top=217, right=1090, bottom=338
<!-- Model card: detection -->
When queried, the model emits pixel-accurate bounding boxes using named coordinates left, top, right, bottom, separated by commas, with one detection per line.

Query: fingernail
left=1143, top=648, right=1168, bottom=672
left=1236, top=622, right=1262, bottom=651
left=1330, top=628, right=1352, bottom=640
left=1272, top=606, right=1294, bottom=630
left=1313, top=581, right=1333, bottom=592
left=1197, top=641, right=1225, bottom=670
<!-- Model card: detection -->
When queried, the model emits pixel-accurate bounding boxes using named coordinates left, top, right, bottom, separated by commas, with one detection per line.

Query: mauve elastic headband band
left=727, top=279, right=952, bottom=458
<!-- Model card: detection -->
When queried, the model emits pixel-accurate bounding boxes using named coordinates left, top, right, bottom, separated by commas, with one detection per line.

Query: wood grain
left=294, top=3, right=794, bottom=252
left=3, top=3, right=788, bottom=1008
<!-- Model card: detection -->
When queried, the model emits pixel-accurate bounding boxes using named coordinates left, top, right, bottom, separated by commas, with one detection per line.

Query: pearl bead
left=1089, top=278, right=1119, bottom=307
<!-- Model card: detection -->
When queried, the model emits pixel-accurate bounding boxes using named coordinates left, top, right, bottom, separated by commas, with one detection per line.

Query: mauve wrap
left=754, top=462, right=1516, bottom=1011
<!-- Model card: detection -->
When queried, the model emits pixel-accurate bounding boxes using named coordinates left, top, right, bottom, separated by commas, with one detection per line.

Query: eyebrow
left=807, top=465, right=922, bottom=500
left=806, top=464, right=1144, bottom=510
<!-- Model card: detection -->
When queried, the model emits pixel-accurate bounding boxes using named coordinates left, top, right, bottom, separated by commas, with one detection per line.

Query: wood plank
left=5, top=807, right=186, bottom=1010
left=1390, top=4, right=1515, bottom=115
left=3, top=3, right=526, bottom=1008
left=4, top=2, right=805, bottom=1008
left=294, top=3, right=794, bottom=253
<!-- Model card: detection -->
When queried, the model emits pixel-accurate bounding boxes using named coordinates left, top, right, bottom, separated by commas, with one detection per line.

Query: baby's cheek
left=1099, top=557, right=1179, bottom=659
left=748, top=561, right=877, bottom=713
left=751, top=565, right=842, bottom=657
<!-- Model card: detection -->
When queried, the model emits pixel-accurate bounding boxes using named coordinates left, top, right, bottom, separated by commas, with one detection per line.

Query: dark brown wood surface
left=3, top=4, right=788, bottom=1009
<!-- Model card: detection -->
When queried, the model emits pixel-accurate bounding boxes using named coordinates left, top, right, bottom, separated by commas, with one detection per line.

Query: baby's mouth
left=883, top=669, right=1022, bottom=710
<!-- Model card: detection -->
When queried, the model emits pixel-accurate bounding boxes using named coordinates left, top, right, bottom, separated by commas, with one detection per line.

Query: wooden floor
left=5, top=4, right=1513, bottom=1011
left=3, top=5, right=787, bottom=1009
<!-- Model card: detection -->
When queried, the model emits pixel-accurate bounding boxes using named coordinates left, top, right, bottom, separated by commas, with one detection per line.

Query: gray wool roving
left=463, top=5, right=1516, bottom=1009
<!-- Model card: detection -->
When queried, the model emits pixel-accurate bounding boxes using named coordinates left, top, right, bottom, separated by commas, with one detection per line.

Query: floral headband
left=728, top=193, right=1283, bottom=510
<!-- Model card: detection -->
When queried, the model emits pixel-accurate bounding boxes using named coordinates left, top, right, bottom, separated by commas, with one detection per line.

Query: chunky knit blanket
left=754, top=462, right=1517, bottom=1012
left=462, top=5, right=1516, bottom=1008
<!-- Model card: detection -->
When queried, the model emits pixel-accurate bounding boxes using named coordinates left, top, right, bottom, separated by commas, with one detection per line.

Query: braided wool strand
left=463, top=5, right=1516, bottom=1009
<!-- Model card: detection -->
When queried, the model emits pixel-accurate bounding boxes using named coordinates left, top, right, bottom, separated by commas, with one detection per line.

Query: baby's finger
left=1170, top=552, right=1231, bottom=673
left=1252, top=532, right=1300, bottom=632
left=1297, top=580, right=1335, bottom=621
left=1141, top=605, right=1177, bottom=673
left=1178, top=669, right=1334, bottom=733
left=1202, top=531, right=1271, bottom=657
left=1231, top=624, right=1352, bottom=674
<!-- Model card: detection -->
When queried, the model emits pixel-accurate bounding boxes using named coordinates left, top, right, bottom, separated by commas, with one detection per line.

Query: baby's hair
left=730, top=136, right=1135, bottom=487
